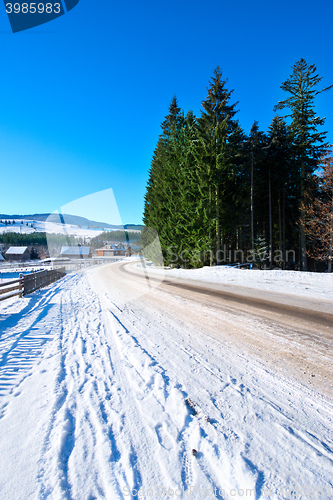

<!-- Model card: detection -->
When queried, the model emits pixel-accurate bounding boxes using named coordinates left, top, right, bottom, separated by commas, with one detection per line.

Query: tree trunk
left=329, top=193, right=333, bottom=273
left=216, top=186, right=221, bottom=264
left=209, top=185, right=213, bottom=266
left=278, top=194, right=282, bottom=268
left=298, top=94, right=308, bottom=271
left=300, top=159, right=307, bottom=271
left=269, top=170, right=273, bottom=269
left=251, top=152, right=254, bottom=250
left=282, top=187, right=286, bottom=269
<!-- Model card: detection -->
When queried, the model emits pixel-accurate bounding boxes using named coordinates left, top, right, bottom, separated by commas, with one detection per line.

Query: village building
left=5, top=246, right=30, bottom=261
left=60, top=246, right=91, bottom=259
left=96, top=244, right=126, bottom=257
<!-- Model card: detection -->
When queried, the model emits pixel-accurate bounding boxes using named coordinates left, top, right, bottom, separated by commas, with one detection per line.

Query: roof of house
left=97, top=245, right=126, bottom=252
left=0, top=254, right=4, bottom=261
left=60, top=246, right=90, bottom=256
left=6, top=246, right=29, bottom=255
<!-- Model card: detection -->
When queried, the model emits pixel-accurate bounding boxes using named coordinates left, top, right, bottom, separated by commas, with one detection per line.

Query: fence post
left=19, top=273, right=23, bottom=298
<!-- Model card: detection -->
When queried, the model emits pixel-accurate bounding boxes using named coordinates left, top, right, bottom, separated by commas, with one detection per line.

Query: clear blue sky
left=1, top=0, right=332, bottom=225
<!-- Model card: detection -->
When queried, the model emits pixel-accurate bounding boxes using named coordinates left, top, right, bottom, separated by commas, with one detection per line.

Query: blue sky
left=0, top=0, right=332, bottom=225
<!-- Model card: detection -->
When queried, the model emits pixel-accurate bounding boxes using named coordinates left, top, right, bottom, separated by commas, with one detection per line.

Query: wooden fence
left=0, top=278, right=23, bottom=302
left=0, top=268, right=66, bottom=302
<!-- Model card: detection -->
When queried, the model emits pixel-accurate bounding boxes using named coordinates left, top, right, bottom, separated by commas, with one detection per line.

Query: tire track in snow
left=103, top=300, right=199, bottom=493
left=2, top=265, right=333, bottom=499
left=37, top=274, right=151, bottom=499
left=125, top=309, right=252, bottom=492
left=36, top=280, right=105, bottom=499
left=100, top=296, right=246, bottom=496
left=101, top=302, right=171, bottom=491
left=90, top=263, right=333, bottom=498
left=37, top=292, right=76, bottom=500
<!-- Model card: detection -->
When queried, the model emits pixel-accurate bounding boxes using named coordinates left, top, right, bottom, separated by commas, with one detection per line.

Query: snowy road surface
left=0, top=261, right=332, bottom=500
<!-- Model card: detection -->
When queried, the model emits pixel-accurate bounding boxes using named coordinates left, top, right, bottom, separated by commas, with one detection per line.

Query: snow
left=60, top=246, right=91, bottom=256
left=0, top=262, right=332, bottom=499
left=0, top=219, right=116, bottom=238
left=5, top=246, right=28, bottom=255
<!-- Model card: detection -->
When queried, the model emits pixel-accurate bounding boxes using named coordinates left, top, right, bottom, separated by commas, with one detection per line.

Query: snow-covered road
left=0, top=262, right=332, bottom=500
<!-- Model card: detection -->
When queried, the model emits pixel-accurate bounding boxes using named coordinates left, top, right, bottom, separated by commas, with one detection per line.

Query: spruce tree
left=253, top=235, right=269, bottom=269
left=274, top=59, right=333, bottom=271
left=143, top=96, right=184, bottom=264
left=172, top=110, right=209, bottom=267
left=197, top=66, right=241, bottom=265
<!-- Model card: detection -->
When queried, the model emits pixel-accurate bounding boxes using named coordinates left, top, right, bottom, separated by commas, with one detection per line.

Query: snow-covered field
left=0, top=263, right=332, bottom=499
left=0, top=219, right=113, bottom=238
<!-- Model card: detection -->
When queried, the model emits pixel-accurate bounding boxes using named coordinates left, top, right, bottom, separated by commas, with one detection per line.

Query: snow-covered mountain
left=0, top=214, right=142, bottom=238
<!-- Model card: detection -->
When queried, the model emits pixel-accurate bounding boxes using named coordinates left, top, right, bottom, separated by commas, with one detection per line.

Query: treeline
left=0, top=232, right=48, bottom=246
left=143, top=59, right=332, bottom=270
left=0, top=219, right=32, bottom=226
left=0, top=232, right=90, bottom=247
left=0, top=231, right=142, bottom=249
left=90, top=231, right=142, bottom=248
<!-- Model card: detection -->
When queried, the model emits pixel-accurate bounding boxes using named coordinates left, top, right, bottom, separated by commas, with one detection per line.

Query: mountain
left=0, top=214, right=143, bottom=231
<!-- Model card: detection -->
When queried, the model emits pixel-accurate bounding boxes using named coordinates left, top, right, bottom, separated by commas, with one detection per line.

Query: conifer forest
left=143, top=59, right=333, bottom=272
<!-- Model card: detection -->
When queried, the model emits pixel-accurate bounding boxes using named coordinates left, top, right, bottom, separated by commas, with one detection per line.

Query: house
left=5, top=246, right=30, bottom=261
left=126, top=246, right=137, bottom=256
left=0, top=253, right=4, bottom=261
left=60, top=246, right=91, bottom=259
left=96, top=244, right=126, bottom=257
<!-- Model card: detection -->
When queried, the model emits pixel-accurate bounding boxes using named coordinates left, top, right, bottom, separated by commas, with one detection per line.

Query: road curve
left=120, top=261, right=333, bottom=329
left=91, top=260, right=333, bottom=400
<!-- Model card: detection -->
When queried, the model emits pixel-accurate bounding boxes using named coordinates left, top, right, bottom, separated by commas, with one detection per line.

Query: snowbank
left=147, top=265, right=333, bottom=301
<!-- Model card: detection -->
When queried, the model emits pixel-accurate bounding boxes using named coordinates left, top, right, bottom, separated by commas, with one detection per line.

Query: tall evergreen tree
left=165, top=110, right=206, bottom=267
left=274, top=59, right=333, bottom=271
left=143, top=96, right=185, bottom=264
left=196, top=66, right=242, bottom=264
left=143, top=60, right=332, bottom=271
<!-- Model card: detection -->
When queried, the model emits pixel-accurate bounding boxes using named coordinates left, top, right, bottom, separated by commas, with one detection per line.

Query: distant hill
left=0, top=214, right=143, bottom=231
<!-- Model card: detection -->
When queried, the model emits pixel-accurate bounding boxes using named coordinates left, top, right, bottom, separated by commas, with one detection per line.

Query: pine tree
left=143, top=60, right=332, bottom=272
left=197, top=66, right=241, bottom=265
left=143, top=96, right=184, bottom=264
left=253, top=235, right=269, bottom=268
left=173, top=110, right=211, bottom=267
left=274, top=59, right=333, bottom=271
